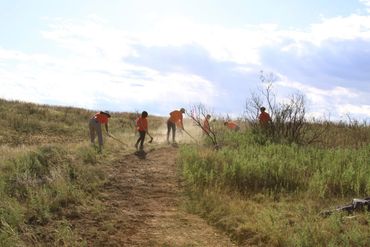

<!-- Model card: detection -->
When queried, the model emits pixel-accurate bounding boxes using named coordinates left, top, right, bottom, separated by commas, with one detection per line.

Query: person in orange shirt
left=203, top=114, right=211, bottom=135
left=167, top=108, right=185, bottom=144
left=135, top=111, right=148, bottom=151
left=224, top=121, right=240, bottom=131
left=89, top=111, right=111, bottom=152
left=258, top=107, right=272, bottom=126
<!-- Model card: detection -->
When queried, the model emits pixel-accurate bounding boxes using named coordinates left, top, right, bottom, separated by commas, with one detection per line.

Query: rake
left=183, top=129, right=197, bottom=143
left=147, top=132, right=154, bottom=143
left=107, top=133, right=127, bottom=146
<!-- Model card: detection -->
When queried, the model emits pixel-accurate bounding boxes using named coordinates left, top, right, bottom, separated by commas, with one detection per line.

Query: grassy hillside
left=0, top=98, right=165, bottom=147
left=1, top=98, right=369, bottom=246
left=0, top=99, right=165, bottom=246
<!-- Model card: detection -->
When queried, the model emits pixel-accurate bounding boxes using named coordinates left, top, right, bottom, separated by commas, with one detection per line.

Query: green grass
left=179, top=128, right=370, bottom=246
left=0, top=144, right=106, bottom=244
left=183, top=188, right=370, bottom=246
left=180, top=139, right=370, bottom=197
left=1, top=98, right=369, bottom=246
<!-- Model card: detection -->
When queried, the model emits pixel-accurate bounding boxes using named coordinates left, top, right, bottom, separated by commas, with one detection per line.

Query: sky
left=1, top=0, right=370, bottom=121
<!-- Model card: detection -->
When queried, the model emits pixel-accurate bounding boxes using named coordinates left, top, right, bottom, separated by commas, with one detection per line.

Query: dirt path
left=73, top=146, right=236, bottom=246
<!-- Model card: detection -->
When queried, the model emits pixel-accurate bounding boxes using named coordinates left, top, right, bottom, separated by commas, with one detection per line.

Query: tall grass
left=184, top=188, right=370, bottom=246
left=0, top=144, right=107, bottom=245
left=181, top=132, right=370, bottom=197
left=180, top=125, right=370, bottom=246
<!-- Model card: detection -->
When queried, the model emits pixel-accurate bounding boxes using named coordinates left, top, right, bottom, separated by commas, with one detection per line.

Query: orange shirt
left=169, top=110, right=183, bottom=126
left=136, top=117, right=148, bottom=131
left=203, top=119, right=210, bottom=133
left=227, top=122, right=239, bottom=130
left=259, top=112, right=271, bottom=124
left=94, top=112, right=109, bottom=124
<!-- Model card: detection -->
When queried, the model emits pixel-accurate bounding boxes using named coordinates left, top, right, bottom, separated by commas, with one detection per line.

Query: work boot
left=134, top=143, right=139, bottom=150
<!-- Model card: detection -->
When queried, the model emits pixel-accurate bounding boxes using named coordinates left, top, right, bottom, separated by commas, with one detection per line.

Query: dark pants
left=167, top=120, right=176, bottom=142
left=136, top=130, right=146, bottom=149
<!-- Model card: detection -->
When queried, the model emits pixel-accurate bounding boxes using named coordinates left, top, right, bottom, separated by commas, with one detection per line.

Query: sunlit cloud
left=275, top=76, right=370, bottom=120
left=336, top=104, right=370, bottom=119
left=1, top=5, right=370, bottom=120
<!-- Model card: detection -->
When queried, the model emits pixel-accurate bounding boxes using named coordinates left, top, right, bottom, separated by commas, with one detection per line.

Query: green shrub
left=54, top=220, right=87, bottom=246
left=2, top=146, right=65, bottom=200
left=0, top=197, right=25, bottom=230
left=0, top=221, right=23, bottom=247
left=26, top=187, right=51, bottom=225
left=77, top=146, right=98, bottom=165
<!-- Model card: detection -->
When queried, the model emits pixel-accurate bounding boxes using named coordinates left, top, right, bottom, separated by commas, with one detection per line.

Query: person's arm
left=144, top=119, right=148, bottom=133
left=105, top=123, right=109, bottom=133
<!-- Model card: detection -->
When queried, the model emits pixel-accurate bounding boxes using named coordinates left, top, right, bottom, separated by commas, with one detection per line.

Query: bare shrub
left=188, top=104, right=219, bottom=147
left=245, top=71, right=327, bottom=145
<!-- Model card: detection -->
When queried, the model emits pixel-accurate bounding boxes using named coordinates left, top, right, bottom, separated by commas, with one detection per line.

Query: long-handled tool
left=183, top=129, right=197, bottom=142
left=147, top=132, right=154, bottom=143
left=107, top=133, right=127, bottom=146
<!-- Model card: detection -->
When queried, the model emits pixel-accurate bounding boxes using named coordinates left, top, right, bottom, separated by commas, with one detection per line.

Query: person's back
left=259, top=107, right=271, bottom=126
left=224, top=121, right=240, bottom=131
left=259, top=112, right=270, bottom=123
left=203, top=114, right=211, bottom=134
left=94, top=112, right=109, bottom=124
left=169, top=110, right=183, bottom=124
left=136, top=115, right=148, bottom=132
left=167, top=108, right=185, bottom=143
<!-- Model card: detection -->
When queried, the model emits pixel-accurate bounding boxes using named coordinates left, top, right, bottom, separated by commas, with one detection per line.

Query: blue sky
left=1, top=0, right=370, bottom=121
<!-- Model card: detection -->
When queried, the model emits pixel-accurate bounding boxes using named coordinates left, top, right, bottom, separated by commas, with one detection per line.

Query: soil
left=72, top=146, right=236, bottom=246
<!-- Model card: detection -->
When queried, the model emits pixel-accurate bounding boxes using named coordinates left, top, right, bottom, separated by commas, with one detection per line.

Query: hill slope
left=0, top=99, right=235, bottom=246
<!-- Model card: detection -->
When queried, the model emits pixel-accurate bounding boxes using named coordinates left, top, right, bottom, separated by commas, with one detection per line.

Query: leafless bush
left=245, top=71, right=327, bottom=144
left=188, top=104, right=219, bottom=147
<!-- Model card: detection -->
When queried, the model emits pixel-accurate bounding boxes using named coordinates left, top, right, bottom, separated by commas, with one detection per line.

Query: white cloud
left=41, top=19, right=137, bottom=61
left=0, top=35, right=215, bottom=112
left=274, top=76, right=370, bottom=120
left=336, top=104, right=370, bottom=118
left=309, top=15, right=370, bottom=44
left=37, top=11, right=370, bottom=67
left=131, top=17, right=276, bottom=65
left=0, top=17, right=216, bottom=112
left=276, top=77, right=358, bottom=100
left=132, top=12, right=370, bottom=64
left=2, top=8, right=370, bottom=118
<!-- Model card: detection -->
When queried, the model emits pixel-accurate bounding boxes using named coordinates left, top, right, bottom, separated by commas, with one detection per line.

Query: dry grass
left=0, top=98, right=168, bottom=246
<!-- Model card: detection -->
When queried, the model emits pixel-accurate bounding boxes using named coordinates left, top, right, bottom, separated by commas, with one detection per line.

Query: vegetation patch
left=179, top=127, right=370, bottom=246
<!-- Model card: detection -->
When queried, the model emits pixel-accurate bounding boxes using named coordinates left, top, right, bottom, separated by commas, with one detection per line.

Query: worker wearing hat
left=259, top=107, right=272, bottom=127
left=167, top=108, right=185, bottom=144
left=89, top=111, right=111, bottom=152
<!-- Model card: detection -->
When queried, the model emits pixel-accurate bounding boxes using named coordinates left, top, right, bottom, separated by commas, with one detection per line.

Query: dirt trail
left=73, top=146, right=236, bottom=246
